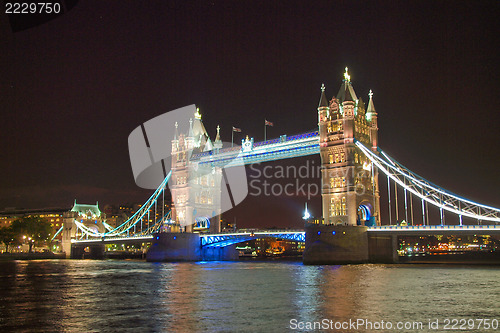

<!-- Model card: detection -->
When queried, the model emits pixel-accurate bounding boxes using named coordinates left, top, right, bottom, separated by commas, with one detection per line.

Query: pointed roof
left=357, top=97, right=366, bottom=115
left=337, top=81, right=358, bottom=103
left=214, top=125, right=223, bottom=149
left=318, top=84, right=329, bottom=108
left=71, top=200, right=101, bottom=218
left=367, top=90, right=376, bottom=113
left=184, top=108, right=212, bottom=151
left=203, top=137, right=213, bottom=152
left=215, top=125, right=221, bottom=143
left=336, top=67, right=358, bottom=103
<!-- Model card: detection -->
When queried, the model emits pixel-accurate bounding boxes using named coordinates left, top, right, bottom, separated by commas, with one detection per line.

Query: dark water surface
left=0, top=260, right=498, bottom=332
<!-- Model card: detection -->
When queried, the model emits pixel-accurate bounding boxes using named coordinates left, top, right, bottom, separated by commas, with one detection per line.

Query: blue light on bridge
left=201, top=231, right=305, bottom=248
left=317, top=231, right=321, bottom=235
left=332, top=231, right=336, bottom=235
left=173, top=236, right=176, bottom=240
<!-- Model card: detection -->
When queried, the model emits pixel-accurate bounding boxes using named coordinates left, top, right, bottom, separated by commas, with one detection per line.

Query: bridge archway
left=194, top=216, right=211, bottom=231
left=357, top=202, right=374, bottom=226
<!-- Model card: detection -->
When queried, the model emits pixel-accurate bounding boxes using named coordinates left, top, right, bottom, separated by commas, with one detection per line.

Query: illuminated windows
left=330, top=177, right=346, bottom=189
left=329, top=196, right=346, bottom=216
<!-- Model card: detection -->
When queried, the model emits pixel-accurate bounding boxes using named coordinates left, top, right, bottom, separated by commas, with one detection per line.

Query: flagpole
left=264, top=120, right=266, bottom=142
left=232, top=129, right=234, bottom=147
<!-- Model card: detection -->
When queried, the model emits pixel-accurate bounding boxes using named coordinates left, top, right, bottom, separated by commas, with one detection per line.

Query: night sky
left=1, top=1, right=499, bottom=228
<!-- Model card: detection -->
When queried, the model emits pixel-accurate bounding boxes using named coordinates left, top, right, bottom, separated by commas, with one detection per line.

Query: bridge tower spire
left=318, top=68, right=380, bottom=226
left=214, top=125, right=223, bottom=150
left=367, top=90, right=378, bottom=151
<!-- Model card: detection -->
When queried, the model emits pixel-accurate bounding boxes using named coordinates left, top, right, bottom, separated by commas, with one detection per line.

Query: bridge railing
left=190, top=130, right=319, bottom=161
left=203, top=228, right=305, bottom=236
left=370, top=225, right=500, bottom=230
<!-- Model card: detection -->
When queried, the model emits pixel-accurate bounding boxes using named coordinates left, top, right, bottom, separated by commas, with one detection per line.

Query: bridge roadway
left=192, top=131, right=320, bottom=167
left=70, top=229, right=306, bottom=247
left=71, top=225, right=500, bottom=247
left=368, top=224, right=500, bottom=236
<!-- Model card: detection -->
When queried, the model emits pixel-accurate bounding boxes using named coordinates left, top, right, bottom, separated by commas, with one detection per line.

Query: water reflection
left=0, top=261, right=498, bottom=332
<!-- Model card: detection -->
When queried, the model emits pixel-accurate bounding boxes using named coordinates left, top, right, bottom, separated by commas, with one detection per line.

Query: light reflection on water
left=0, top=260, right=498, bottom=332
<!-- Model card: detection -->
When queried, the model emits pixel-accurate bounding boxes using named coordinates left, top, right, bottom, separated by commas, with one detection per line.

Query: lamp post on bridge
left=303, top=203, right=311, bottom=223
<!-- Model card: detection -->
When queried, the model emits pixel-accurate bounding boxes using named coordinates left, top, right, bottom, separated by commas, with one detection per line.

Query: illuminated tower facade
left=318, top=68, right=380, bottom=226
left=170, top=109, right=222, bottom=233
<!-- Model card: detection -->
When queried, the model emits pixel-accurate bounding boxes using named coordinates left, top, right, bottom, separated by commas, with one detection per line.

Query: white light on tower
left=303, top=203, right=311, bottom=220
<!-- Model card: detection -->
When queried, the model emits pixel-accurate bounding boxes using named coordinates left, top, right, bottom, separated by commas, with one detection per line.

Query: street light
left=303, top=203, right=311, bottom=220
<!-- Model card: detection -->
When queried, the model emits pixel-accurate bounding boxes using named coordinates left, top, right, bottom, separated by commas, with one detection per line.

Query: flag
left=232, top=127, right=242, bottom=132
left=265, top=120, right=274, bottom=126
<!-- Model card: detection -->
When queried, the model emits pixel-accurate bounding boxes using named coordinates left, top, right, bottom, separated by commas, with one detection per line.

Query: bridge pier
left=70, top=244, right=105, bottom=259
left=303, top=225, right=370, bottom=264
left=71, top=245, right=85, bottom=259
left=146, top=233, right=201, bottom=261
left=368, top=234, right=399, bottom=263
left=303, top=225, right=402, bottom=264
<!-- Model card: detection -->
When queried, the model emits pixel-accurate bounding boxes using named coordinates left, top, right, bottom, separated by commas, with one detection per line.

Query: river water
left=0, top=260, right=498, bottom=332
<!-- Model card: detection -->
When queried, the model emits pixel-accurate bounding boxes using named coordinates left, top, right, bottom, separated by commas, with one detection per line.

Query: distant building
left=0, top=207, right=69, bottom=241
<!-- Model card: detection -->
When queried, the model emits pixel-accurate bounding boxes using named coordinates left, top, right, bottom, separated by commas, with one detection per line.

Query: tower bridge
left=65, top=68, right=500, bottom=263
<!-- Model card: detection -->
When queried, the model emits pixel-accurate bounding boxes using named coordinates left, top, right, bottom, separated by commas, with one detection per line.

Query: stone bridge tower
left=61, top=201, right=105, bottom=258
left=170, top=109, right=222, bottom=233
left=318, top=68, right=380, bottom=226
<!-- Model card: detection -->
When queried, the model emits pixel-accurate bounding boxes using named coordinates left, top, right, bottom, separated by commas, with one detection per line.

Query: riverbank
left=0, top=252, right=66, bottom=260
left=399, top=251, right=500, bottom=265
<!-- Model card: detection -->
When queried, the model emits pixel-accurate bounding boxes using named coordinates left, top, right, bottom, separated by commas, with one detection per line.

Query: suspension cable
left=355, top=141, right=500, bottom=223
left=404, top=188, right=408, bottom=223
left=387, top=174, right=392, bottom=225
left=410, top=192, right=414, bottom=226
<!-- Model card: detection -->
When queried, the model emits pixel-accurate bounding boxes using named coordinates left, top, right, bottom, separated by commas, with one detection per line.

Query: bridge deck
left=71, top=225, right=500, bottom=246
left=368, top=225, right=500, bottom=235
left=193, top=131, right=320, bottom=167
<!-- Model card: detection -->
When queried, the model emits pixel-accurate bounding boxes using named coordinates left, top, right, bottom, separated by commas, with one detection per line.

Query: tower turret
left=186, top=118, right=194, bottom=154
left=318, top=83, right=329, bottom=122
left=366, top=90, right=378, bottom=150
left=318, top=84, right=331, bottom=144
left=214, top=125, right=223, bottom=150
left=171, top=122, right=179, bottom=164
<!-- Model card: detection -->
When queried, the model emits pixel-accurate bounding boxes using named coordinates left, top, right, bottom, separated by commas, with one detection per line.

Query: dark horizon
left=1, top=1, right=499, bottom=228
